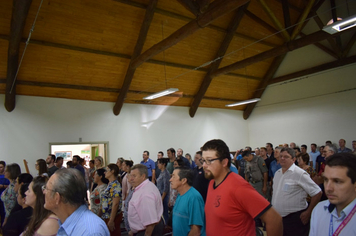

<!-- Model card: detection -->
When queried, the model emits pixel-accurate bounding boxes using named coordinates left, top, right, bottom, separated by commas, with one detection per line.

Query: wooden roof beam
left=299, top=32, right=338, bottom=59
left=130, top=0, right=250, bottom=70
left=243, top=54, right=286, bottom=119
left=211, top=28, right=355, bottom=78
left=290, top=0, right=316, bottom=39
left=244, top=10, right=283, bottom=39
left=5, top=0, right=33, bottom=112
left=342, top=31, right=356, bottom=58
left=176, top=0, right=200, bottom=16
left=256, top=0, right=290, bottom=41
left=113, top=0, right=158, bottom=116
left=269, top=55, right=356, bottom=85
left=190, top=3, right=250, bottom=118
left=196, top=0, right=211, bottom=13
left=281, top=0, right=292, bottom=35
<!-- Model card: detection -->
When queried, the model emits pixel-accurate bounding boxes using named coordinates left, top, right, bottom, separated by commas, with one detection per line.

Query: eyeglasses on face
left=41, top=185, right=56, bottom=193
left=201, top=157, right=220, bottom=165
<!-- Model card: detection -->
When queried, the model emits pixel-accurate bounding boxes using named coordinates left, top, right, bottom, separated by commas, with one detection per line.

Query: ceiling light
left=226, top=98, right=261, bottom=107
left=323, top=15, right=356, bottom=34
left=143, top=88, right=179, bottom=100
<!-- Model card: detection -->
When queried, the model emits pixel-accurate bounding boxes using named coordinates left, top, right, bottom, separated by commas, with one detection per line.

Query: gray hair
left=95, top=156, right=103, bottom=165
left=326, top=144, right=337, bottom=154
left=131, top=164, right=148, bottom=179
left=52, top=168, right=86, bottom=207
left=275, top=146, right=282, bottom=151
left=280, top=147, right=296, bottom=158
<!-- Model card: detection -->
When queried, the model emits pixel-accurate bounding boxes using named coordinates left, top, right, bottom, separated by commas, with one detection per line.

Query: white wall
left=0, top=95, right=249, bottom=174
left=248, top=63, right=356, bottom=149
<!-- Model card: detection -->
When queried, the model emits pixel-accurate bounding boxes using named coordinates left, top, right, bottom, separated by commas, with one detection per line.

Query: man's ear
left=222, top=158, right=228, bottom=168
left=55, top=192, right=61, bottom=205
left=181, top=177, right=188, bottom=185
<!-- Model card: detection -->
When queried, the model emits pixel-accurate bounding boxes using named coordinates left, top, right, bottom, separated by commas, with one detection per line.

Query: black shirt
left=3, top=207, right=33, bottom=236
left=192, top=166, right=210, bottom=202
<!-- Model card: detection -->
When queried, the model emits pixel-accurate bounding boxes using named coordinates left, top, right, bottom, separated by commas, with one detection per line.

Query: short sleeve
left=258, top=158, right=268, bottom=173
left=188, top=191, right=205, bottom=227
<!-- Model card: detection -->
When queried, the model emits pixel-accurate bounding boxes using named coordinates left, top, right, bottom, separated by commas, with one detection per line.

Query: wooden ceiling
left=1, top=0, right=355, bottom=119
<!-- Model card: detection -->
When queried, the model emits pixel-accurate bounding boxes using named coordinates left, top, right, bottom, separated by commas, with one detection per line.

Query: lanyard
left=329, top=203, right=356, bottom=236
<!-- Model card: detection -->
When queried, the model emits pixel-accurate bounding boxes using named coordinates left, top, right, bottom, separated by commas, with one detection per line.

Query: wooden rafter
left=290, top=0, right=315, bottom=39
left=257, top=0, right=290, bottom=41
left=176, top=0, right=200, bottom=16
left=281, top=0, right=292, bottom=34
left=244, top=10, right=282, bottom=38
left=243, top=55, right=286, bottom=119
left=189, top=3, right=250, bottom=117
left=299, top=32, right=338, bottom=59
left=130, top=0, right=250, bottom=70
left=269, top=55, right=356, bottom=85
left=196, top=0, right=211, bottom=13
left=211, top=28, right=354, bottom=78
left=342, top=31, right=356, bottom=58
left=113, top=0, right=250, bottom=115
left=112, top=0, right=158, bottom=116
left=5, top=0, right=33, bottom=112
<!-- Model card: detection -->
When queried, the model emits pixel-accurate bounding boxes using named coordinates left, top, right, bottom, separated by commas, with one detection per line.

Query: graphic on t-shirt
left=214, top=195, right=221, bottom=207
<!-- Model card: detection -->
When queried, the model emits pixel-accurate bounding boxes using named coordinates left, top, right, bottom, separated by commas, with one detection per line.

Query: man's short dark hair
left=49, top=154, right=56, bottom=162
left=6, top=163, right=21, bottom=180
left=73, top=155, right=81, bottom=161
left=158, top=151, right=164, bottom=156
left=167, top=148, right=176, bottom=155
left=326, top=140, right=332, bottom=144
left=281, top=148, right=296, bottom=158
left=176, top=167, right=194, bottom=186
left=201, top=139, right=231, bottom=168
left=0, top=161, right=6, bottom=166
left=18, top=173, right=33, bottom=184
left=89, top=160, right=94, bottom=164
left=326, top=153, right=356, bottom=184
left=245, top=146, right=252, bottom=151
left=301, top=144, right=307, bottom=149
left=196, top=151, right=202, bottom=156
left=266, top=143, right=273, bottom=149
left=52, top=168, right=87, bottom=207
left=311, top=143, right=317, bottom=148
left=241, top=150, right=252, bottom=158
left=293, top=147, right=301, bottom=152
left=144, top=150, right=150, bottom=156
left=56, top=157, right=64, bottom=162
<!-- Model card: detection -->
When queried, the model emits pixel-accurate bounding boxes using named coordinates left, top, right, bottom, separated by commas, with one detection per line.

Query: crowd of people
left=0, top=138, right=355, bottom=236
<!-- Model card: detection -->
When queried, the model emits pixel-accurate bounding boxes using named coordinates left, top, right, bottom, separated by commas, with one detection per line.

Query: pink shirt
left=128, top=179, right=163, bottom=233
left=122, top=174, right=131, bottom=200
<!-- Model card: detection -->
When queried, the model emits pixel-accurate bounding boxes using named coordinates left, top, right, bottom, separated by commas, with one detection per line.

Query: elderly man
left=140, top=151, right=156, bottom=183
left=170, top=167, right=205, bottom=236
left=202, top=139, right=282, bottom=236
left=43, top=168, right=110, bottom=235
left=272, top=148, right=322, bottom=236
left=309, top=153, right=356, bottom=236
left=128, top=164, right=163, bottom=236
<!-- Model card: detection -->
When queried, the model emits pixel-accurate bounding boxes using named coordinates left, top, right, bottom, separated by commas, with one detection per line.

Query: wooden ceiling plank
left=130, top=0, right=250, bottom=69
left=275, top=0, right=303, bottom=13
left=189, top=3, right=250, bottom=117
left=299, top=32, right=338, bottom=59
left=211, top=28, right=355, bottom=78
left=256, top=0, right=290, bottom=41
left=175, top=0, right=200, bottom=16
left=196, top=0, right=211, bottom=13
left=342, top=31, right=356, bottom=58
left=281, top=0, right=292, bottom=34
left=113, top=0, right=158, bottom=116
left=244, top=10, right=283, bottom=39
left=243, top=54, right=286, bottom=119
left=290, top=0, right=315, bottom=39
left=313, top=15, right=342, bottom=57
left=5, top=0, right=33, bottom=112
left=269, top=55, right=356, bottom=84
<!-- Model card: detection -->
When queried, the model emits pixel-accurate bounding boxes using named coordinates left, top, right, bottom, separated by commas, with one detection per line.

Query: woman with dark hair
left=157, top=158, right=170, bottom=224
left=102, top=163, right=122, bottom=236
left=90, top=168, right=109, bottom=216
left=1, top=163, right=21, bottom=226
left=297, top=153, right=316, bottom=203
left=35, top=159, right=48, bottom=177
left=3, top=183, right=33, bottom=236
left=66, top=161, right=73, bottom=168
left=121, top=160, right=133, bottom=201
left=21, top=176, right=59, bottom=236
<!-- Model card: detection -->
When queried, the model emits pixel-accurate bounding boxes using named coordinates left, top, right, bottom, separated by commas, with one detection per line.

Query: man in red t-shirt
left=202, top=139, right=282, bottom=236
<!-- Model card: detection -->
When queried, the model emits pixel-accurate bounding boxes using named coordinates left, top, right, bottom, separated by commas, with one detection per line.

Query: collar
left=134, top=179, right=149, bottom=192
left=324, top=198, right=356, bottom=219
left=59, top=205, right=87, bottom=235
left=282, top=163, right=296, bottom=173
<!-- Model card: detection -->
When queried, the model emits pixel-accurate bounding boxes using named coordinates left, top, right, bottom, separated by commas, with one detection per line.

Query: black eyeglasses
left=201, top=158, right=220, bottom=165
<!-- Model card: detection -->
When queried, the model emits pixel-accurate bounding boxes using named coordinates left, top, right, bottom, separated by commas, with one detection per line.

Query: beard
left=204, top=170, right=214, bottom=180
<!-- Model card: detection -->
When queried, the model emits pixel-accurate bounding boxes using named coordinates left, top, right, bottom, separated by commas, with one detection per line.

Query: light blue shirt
left=57, top=205, right=110, bottom=236
left=309, top=198, right=356, bottom=236
left=309, top=151, right=320, bottom=169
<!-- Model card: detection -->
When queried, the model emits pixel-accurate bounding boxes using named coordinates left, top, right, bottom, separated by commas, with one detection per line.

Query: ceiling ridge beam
left=256, top=0, right=290, bottom=41
left=211, top=28, right=355, bottom=78
left=113, top=0, right=158, bottom=115
left=113, top=0, right=276, bottom=47
left=5, top=0, right=33, bottom=112
left=129, top=0, right=250, bottom=70
left=269, top=55, right=356, bottom=85
left=243, top=54, right=286, bottom=119
left=189, top=2, right=250, bottom=117
left=281, top=0, right=292, bottom=34
left=290, top=0, right=316, bottom=40
left=176, top=0, right=200, bottom=16
left=0, top=34, right=261, bottom=81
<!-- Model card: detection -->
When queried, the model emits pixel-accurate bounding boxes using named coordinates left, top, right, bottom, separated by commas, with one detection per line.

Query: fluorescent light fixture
left=323, top=15, right=356, bottom=34
left=225, top=98, right=261, bottom=107
left=143, top=88, right=179, bottom=100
